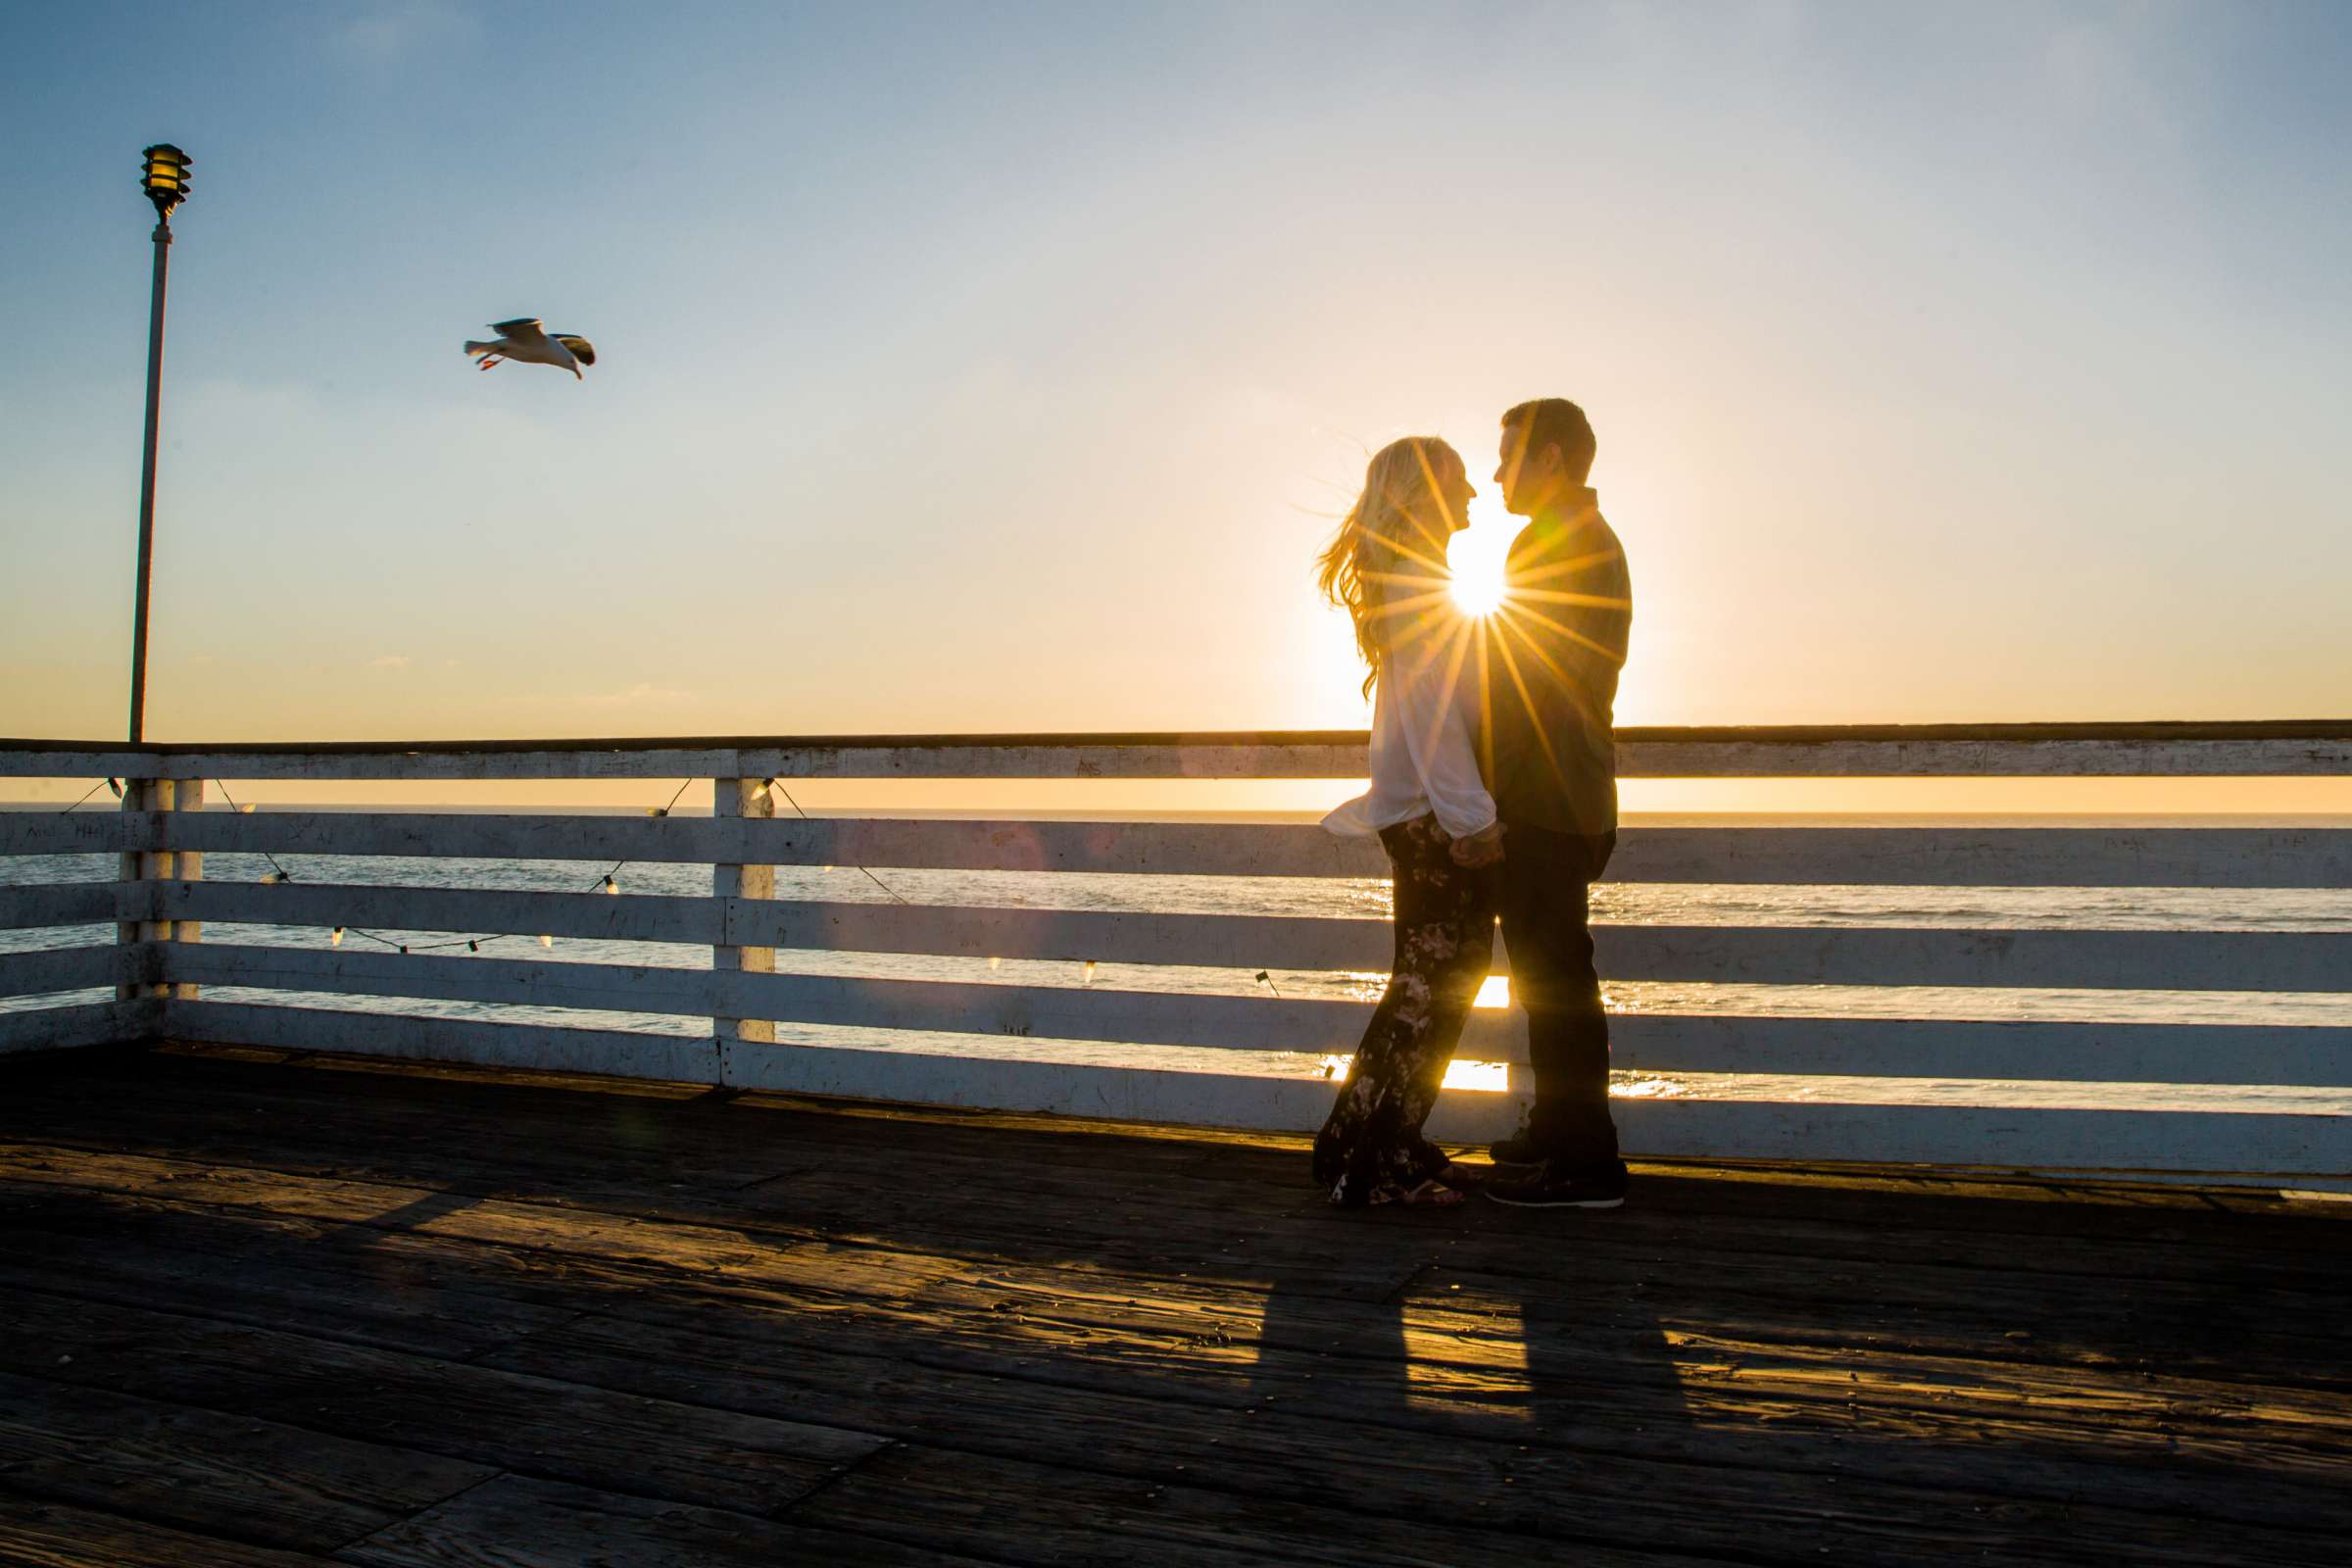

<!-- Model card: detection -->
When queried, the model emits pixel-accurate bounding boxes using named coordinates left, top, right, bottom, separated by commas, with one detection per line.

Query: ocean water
left=8, top=813, right=2352, bottom=1114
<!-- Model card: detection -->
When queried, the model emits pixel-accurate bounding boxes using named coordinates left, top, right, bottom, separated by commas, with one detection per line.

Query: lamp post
left=128, top=143, right=191, bottom=743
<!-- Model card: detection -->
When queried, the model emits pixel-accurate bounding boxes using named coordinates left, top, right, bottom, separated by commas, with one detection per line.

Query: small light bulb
left=1082, top=959, right=1098, bottom=986
left=239, top=803, right=256, bottom=814
left=467, top=940, right=480, bottom=954
left=988, top=956, right=1003, bottom=972
left=106, top=779, right=122, bottom=798
left=603, top=875, right=618, bottom=895
left=539, top=934, right=554, bottom=949
left=330, top=927, right=345, bottom=947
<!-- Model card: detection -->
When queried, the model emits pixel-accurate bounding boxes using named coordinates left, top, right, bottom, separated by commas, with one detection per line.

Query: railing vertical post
left=712, top=775, right=776, bottom=1080
left=115, top=774, right=200, bottom=1006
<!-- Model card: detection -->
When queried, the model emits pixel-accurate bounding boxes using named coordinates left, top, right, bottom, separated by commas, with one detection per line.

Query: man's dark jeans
left=1496, top=824, right=1620, bottom=1168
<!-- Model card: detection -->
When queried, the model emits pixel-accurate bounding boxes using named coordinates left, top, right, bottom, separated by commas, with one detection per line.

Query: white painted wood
left=146, top=879, right=1401, bottom=971
left=1609, top=1098, right=2352, bottom=1177
left=157, top=943, right=720, bottom=1019
left=142, top=917, right=2352, bottom=1065
left=1590, top=924, right=2352, bottom=992
left=712, top=777, right=775, bottom=1051
left=0, top=882, right=123, bottom=930
left=1609, top=1014, right=2352, bottom=1087
left=0, top=947, right=124, bottom=998
left=715, top=1037, right=1389, bottom=1132
left=1612, top=736, right=2352, bottom=779
left=0, top=1000, right=154, bottom=1054
left=113, top=777, right=201, bottom=1004
left=116, top=810, right=2352, bottom=889
left=706, top=1039, right=2352, bottom=1177
left=106, top=915, right=2352, bottom=1084
left=0, top=811, right=131, bottom=857
left=130, top=999, right=2352, bottom=1178
left=129, top=877, right=2352, bottom=990
left=1611, top=827, right=2352, bottom=890
left=153, top=881, right=722, bottom=946
left=148, top=940, right=1523, bottom=1059
left=168, top=1000, right=721, bottom=1084
left=13, top=728, right=2352, bottom=1177
left=9, top=722, right=2351, bottom=781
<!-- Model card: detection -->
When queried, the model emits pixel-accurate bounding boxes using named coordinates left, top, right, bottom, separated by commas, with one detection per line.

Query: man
left=1478, top=398, right=1633, bottom=1208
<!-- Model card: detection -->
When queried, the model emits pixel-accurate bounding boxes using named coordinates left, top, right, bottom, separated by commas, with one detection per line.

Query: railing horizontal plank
left=1611, top=1015, right=2352, bottom=1087
left=1611, top=1099, right=2352, bottom=1178
left=1595, top=925, right=2352, bottom=993
left=157, top=944, right=721, bottom=1019
left=168, top=1001, right=719, bottom=1083
left=8, top=721, right=2352, bottom=778
left=153, top=940, right=1525, bottom=1058
left=151, top=880, right=1398, bottom=970
left=1613, top=827, right=2352, bottom=889
left=116, top=812, right=2352, bottom=888
left=0, top=883, right=122, bottom=931
left=0, top=812, right=129, bottom=857
left=0, top=947, right=123, bottom=1000
left=128, top=1001, right=2352, bottom=1177
left=0, top=1001, right=152, bottom=1054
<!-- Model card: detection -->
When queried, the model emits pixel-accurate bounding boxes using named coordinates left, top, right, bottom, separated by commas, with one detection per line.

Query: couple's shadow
left=1245, top=1187, right=1693, bottom=1493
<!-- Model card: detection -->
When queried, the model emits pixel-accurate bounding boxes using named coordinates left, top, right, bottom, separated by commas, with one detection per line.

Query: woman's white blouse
left=1322, top=639, right=1497, bottom=841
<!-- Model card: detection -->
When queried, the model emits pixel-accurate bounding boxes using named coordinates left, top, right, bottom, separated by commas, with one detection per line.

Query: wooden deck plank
left=7, top=1047, right=2341, bottom=1287
left=12, top=1141, right=2348, bottom=1404
left=0, top=1491, right=337, bottom=1568
left=334, top=1473, right=994, bottom=1568
left=3, top=1047, right=2350, bottom=1567
left=101, top=1041, right=2352, bottom=1230
left=0, top=1372, right=493, bottom=1554
left=8, top=1181, right=2347, bottom=1509
left=785, top=1444, right=1722, bottom=1568
left=467, top=1306, right=2345, bottom=1567
left=0, top=1285, right=884, bottom=1518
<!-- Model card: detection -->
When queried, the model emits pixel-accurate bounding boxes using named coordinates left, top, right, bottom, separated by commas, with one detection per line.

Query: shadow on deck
left=1, top=1042, right=2348, bottom=1567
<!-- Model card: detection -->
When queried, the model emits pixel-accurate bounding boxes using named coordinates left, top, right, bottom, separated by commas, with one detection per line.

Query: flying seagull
left=464, top=318, right=596, bottom=378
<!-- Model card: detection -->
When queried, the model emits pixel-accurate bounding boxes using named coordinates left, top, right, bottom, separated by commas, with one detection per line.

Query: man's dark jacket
left=1479, top=488, right=1631, bottom=836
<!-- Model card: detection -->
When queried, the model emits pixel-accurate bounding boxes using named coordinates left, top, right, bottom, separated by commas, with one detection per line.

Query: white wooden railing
left=5, top=725, right=2351, bottom=1183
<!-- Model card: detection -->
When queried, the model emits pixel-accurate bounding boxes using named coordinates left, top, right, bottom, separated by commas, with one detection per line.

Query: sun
left=1446, top=516, right=1509, bottom=616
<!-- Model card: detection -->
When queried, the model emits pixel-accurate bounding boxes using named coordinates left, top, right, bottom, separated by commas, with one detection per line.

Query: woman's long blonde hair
left=1315, top=435, right=1461, bottom=698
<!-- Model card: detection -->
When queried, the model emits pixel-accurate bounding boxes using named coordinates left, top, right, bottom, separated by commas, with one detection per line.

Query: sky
left=3, top=1, right=2349, bottom=778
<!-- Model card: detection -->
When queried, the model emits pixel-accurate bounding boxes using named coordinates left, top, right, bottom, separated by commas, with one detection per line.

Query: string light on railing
left=205, top=775, right=688, bottom=961
left=107, top=778, right=122, bottom=799
left=761, top=775, right=909, bottom=905
left=1255, top=969, right=1282, bottom=999
left=60, top=779, right=119, bottom=811
left=1082, top=959, right=1098, bottom=987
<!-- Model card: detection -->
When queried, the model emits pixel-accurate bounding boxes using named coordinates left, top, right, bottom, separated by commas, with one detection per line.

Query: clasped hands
left=1446, top=820, right=1506, bottom=868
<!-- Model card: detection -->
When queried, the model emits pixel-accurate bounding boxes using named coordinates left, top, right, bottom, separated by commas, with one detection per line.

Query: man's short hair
left=1502, top=398, right=1596, bottom=485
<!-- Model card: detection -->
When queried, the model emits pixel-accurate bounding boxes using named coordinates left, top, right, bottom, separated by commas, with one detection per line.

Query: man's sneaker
left=1486, top=1160, right=1629, bottom=1209
left=1488, top=1131, right=1546, bottom=1166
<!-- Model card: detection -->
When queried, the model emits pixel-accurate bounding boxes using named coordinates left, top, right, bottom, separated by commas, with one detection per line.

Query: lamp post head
left=140, top=143, right=191, bottom=220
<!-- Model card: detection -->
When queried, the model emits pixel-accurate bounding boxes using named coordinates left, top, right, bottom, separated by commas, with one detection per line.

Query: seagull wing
left=554, top=335, right=596, bottom=366
left=489, top=318, right=549, bottom=344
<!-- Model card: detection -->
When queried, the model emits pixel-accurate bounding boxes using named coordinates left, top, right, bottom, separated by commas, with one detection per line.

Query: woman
left=1311, top=436, right=1504, bottom=1207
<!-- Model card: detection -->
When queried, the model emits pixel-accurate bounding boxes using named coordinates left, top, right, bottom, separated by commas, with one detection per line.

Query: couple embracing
left=1313, top=398, right=1630, bottom=1211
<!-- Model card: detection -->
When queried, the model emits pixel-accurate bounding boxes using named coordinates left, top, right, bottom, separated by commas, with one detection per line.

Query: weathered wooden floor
left=1, top=1044, right=2348, bottom=1567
